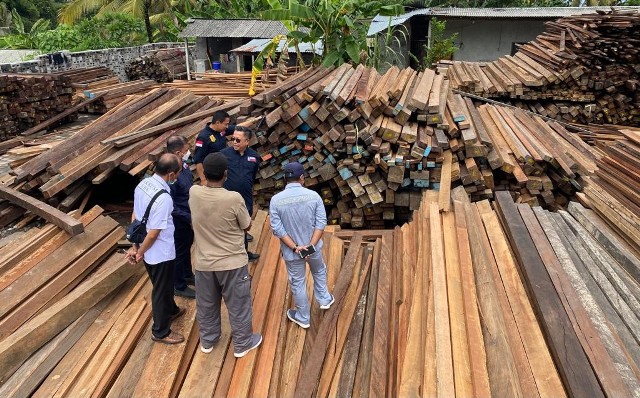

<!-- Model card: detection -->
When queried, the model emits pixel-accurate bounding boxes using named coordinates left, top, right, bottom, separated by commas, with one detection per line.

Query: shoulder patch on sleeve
left=195, top=140, right=203, bottom=147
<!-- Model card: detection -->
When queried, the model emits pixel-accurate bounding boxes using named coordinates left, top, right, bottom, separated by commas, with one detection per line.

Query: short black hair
left=166, top=135, right=187, bottom=154
left=203, top=152, right=227, bottom=181
left=235, top=125, right=253, bottom=140
left=285, top=176, right=300, bottom=183
left=156, top=153, right=181, bottom=176
left=211, top=110, right=230, bottom=124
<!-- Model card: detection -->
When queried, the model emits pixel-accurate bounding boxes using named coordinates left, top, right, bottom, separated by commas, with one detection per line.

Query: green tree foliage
left=2, top=9, right=50, bottom=49
left=2, top=0, right=64, bottom=30
left=261, top=0, right=404, bottom=67
left=1, top=12, right=145, bottom=52
left=424, top=18, right=457, bottom=67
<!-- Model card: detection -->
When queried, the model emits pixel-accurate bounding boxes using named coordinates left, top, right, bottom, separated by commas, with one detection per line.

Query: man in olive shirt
left=189, top=153, right=262, bottom=358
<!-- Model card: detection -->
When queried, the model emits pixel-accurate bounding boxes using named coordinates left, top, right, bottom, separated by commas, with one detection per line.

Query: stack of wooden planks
left=0, top=73, right=74, bottom=140
left=577, top=127, right=640, bottom=258
left=223, top=64, right=598, bottom=227
left=3, top=185, right=638, bottom=396
left=126, top=48, right=188, bottom=83
left=5, top=88, right=242, bottom=211
left=495, top=191, right=640, bottom=398
left=3, top=65, right=604, bottom=226
left=445, top=9, right=640, bottom=125
left=82, top=80, right=160, bottom=113
left=165, top=67, right=300, bottom=99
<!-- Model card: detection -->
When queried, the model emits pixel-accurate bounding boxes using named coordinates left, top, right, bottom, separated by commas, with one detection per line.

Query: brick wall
left=0, top=42, right=187, bottom=81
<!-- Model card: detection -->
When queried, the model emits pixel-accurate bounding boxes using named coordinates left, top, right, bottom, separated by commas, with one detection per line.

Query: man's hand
left=124, top=247, right=138, bottom=264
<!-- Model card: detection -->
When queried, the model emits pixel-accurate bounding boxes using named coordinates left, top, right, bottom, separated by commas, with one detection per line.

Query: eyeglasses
left=233, top=138, right=244, bottom=143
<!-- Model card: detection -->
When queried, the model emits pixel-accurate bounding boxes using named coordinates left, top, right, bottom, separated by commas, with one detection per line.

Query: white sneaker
left=287, top=309, right=310, bottom=329
left=200, top=336, right=220, bottom=353
left=234, top=333, right=263, bottom=358
left=319, top=294, right=335, bottom=310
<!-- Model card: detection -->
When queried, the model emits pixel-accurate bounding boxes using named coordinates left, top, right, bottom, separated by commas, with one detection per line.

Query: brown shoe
left=170, top=307, right=186, bottom=322
left=152, top=331, right=185, bottom=345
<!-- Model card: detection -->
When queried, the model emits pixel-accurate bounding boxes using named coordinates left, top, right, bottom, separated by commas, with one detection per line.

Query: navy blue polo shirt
left=221, top=146, right=261, bottom=214
left=193, top=124, right=228, bottom=164
left=170, top=161, right=193, bottom=225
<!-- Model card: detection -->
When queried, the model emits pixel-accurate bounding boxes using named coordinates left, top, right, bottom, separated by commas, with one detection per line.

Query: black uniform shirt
left=221, top=146, right=261, bottom=214
left=193, top=124, right=228, bottom=164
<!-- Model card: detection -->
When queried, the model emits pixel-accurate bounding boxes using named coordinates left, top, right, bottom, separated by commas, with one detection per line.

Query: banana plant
left=261, top=0, right=403, bottom=67
left=2, top=9, right=50, bottom=49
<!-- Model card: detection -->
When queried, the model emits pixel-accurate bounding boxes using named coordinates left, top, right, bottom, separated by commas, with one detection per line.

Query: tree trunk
left=144, top=1, right=153, bottom=43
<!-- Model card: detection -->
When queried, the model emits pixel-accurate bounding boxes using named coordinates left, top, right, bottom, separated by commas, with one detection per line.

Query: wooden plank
left=0, top=253, right=137, bottom=384
left=441, top=211, right=473, bottom=397
left=438, top=150, right=452, bottom=212
left=294, top=233, right=363, bottom=398
left=567, top=202, right=640, bottom=284
left=494, top=191, right=605, bottom=398
left=456, top=190, right=522, bottom=397
left=535, top=208, right=640, bottom=397
left=452, top=198, right=491, bottom=398
left=479, top=203, right=566, bottom=398
left=369, top=233, right=392, bottom=398
left=20, top=95, right=105, bottom=136
left=0, top=185, right=84, bottom=235
left=429, top=203, right=454, bottom=396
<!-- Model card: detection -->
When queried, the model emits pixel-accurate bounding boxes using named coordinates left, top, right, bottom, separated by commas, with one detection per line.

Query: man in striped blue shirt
left=269, top=162, right=334, bottom=329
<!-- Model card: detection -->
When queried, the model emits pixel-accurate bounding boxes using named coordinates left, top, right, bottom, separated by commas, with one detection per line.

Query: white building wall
left=443, top=19, right=546, bottom=62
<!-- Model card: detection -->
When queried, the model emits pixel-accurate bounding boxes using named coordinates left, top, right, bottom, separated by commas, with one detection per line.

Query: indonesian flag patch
left=247, top=156, right=257, bottom=163
left=195, top=140, right=203, bottom=148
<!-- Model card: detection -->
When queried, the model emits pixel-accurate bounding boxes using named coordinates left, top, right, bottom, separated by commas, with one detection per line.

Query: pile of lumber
left=4, top=88, right=242, bottom=210
left=0, top=73, right=74, bottom=140
left=125, top=48, right=188, bottom=83
left=231, top=64, right=596, bottom=227
left=81, top=80, right=160, bottom=113
left=577, top=127, right=640, bottom=258
left=445, top=9, right=640, bottom=125
left=495, top=191, right=640, bottom=398
left=3, top=188, right=638, bottom=396
left=67, top=67, right=120, bottom=98
left=165, top=67, right=301, bottom=99
left=4, top=64, right=602, bottom=226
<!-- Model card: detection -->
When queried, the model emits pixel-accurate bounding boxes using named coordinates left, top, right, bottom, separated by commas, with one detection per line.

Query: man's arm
left=195, top=163, right=206, bottom=186
left=307, top=195, right=327, bottom=247
left=127, top=229, right=161, bottom=264
left=269, top=203, right=301, bottom=254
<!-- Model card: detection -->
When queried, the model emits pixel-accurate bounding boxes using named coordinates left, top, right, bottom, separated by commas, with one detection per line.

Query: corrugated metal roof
left=368, top=9, right=430, bottom=36
left=179, top=19, right=290, bottom=38
left=430, top=6, right=640, bottom=18
left=230, top=38, right=323, bottom=54
left=368, top=6, right=640, bottom=35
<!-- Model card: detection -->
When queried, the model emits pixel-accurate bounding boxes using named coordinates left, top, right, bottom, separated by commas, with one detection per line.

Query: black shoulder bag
left=126, top=190, right=168, bottom=244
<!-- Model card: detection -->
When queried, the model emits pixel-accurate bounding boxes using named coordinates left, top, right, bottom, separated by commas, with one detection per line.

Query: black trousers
left=144, top=259, right=180, bottom=339
left=173, top=220, right=194, bottom=291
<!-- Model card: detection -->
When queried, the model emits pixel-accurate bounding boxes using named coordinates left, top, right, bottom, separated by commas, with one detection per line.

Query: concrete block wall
left=0, top=42, right=186, bottom=81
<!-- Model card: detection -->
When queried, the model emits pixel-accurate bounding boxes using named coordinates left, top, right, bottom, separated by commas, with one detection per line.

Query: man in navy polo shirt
left=221, top=125, right=261, bottom=261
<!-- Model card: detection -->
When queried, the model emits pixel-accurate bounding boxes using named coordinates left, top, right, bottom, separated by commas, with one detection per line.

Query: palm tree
left=59, top=0, right=189, bottom=43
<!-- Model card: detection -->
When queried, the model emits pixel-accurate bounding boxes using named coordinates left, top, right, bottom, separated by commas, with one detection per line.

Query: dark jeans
left=144, top=259, right=180, bottom=339
left=174, top=220, right=194, bottom=291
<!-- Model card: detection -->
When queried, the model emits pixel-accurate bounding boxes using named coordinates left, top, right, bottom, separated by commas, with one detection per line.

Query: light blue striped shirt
left=269, top=183, right=326, bottom=261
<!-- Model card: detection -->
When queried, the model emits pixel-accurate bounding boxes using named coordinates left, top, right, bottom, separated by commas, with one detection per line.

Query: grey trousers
left=284, top=250, right=333, bottom=323
left=195, top=265, right=254, bottom=352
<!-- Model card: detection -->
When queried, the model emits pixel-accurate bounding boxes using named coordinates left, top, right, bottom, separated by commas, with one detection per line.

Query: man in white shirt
left=126, top=153, right=186, bottom=345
